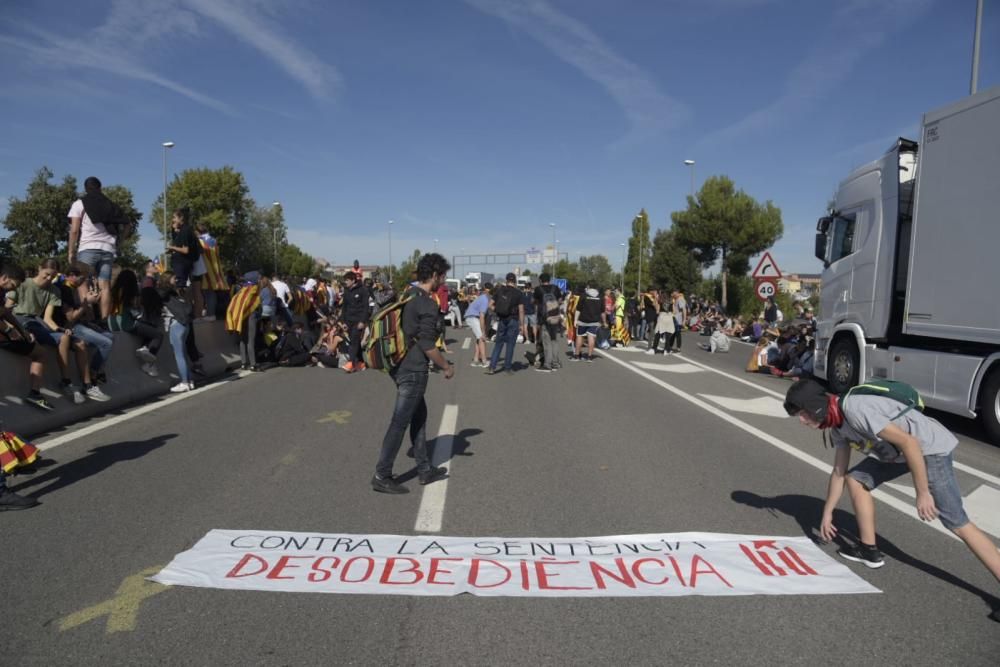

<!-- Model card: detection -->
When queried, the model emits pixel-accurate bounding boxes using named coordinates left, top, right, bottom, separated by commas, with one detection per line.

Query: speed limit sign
left=755, top=279, right=777, bottom=301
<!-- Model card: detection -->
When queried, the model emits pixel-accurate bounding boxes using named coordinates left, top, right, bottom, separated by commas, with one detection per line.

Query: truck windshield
left=830, top=214, right=857, bottom=263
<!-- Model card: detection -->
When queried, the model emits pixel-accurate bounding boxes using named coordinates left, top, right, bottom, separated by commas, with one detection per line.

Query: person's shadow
left=732, top=490, right=1000, bottom=610
left=12, top=434, right=176, bottom=499
left=399, top=428, right=482, bottom=483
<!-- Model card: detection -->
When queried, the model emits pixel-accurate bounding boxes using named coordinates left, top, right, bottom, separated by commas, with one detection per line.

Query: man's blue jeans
left=169, top=320, right=191, bottom=383
left=376, top=372, right=431, bottom=478
left=489, top=317, right=519, bottom=370
left=72, top=324, right=114, bottom=372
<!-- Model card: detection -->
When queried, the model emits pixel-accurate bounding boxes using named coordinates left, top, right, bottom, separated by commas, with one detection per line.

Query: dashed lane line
left=414, top=404, right=458, bottom=533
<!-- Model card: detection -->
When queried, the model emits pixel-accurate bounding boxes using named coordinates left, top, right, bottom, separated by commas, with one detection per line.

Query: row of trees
left=1, top=166, right=317, bottom=278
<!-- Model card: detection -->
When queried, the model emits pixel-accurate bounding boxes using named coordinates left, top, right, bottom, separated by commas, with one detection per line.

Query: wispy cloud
left=697, top=0, right=934, bottom=149
left=462, top=0, right=689, bottom=142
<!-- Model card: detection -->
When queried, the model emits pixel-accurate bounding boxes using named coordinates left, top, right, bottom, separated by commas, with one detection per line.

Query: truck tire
left=980, top=370, right=1000, bottom=445
left=828, top=337, right=859, bottom=395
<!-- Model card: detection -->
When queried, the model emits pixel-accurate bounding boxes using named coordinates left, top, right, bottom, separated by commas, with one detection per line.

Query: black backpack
left=541, top=286, right=561, bottom=325
left=494, top=285, right=518, bottom=318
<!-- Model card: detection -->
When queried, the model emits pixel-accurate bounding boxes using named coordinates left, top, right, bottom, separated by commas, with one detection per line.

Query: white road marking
left=699, top=394, right=789, bottom=419
left=462, top=337, right=471, bottom=350
left=952, top=461, right=1000, bottom=487
left=414, top=404, right=458, bottom=533
left=633, top=361, right=703, bottom=374
left=964, top=485, right=1000, bottom=537
left=35, top=374, right=244, bottom=452
left=599, top=351, right=958, bottom=541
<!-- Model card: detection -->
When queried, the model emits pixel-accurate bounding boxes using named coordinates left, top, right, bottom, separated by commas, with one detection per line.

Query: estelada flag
left=226, top=284, right=262, bottom=334
left=612, top=321, right=631, bottom=346
left=1, top=431, right=39, bottom=473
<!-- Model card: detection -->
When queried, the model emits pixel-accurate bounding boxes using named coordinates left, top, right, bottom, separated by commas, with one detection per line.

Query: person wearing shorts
left=463, top=286, right=489, bottom=367
left=784, top=379, right=1000, bottom=623
left=573, top=285, right=605, bottom=362
left=67, top=176, right=118, bottom=319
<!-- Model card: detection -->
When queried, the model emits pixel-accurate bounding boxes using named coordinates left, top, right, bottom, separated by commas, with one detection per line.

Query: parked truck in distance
left=813, top=86, right=1000, bottom=442
left=464, top=272, right=495, bottom=290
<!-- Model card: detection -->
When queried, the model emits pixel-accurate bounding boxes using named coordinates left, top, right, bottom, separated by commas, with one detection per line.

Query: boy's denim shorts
left=78, top=249, right=115, bottom=281
left=848, top=452, right=969, bottom=530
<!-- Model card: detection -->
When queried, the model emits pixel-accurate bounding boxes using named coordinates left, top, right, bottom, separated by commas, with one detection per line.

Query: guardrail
left=1, top=321, right=241, bottom=438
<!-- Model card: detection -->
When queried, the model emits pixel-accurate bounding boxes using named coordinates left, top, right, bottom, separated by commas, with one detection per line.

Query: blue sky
left=1, top=0, right=996, bottom=277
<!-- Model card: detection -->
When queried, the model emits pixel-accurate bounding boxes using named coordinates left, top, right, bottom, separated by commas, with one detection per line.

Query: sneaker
left=0, top=487, right=39, bottom=511
left=837, top=543, right=885, bottom=569
left=419, top=466, right=448, bottom=486
left=989, top=607, right=1000, bottom=623
left=63, top=382, right=85, bottom=405
left=585, top=355, right=594, bottom=363
left=24, top=393, right=54, bottom=411
left=470, top=361, right=482, bottom=367
left=533, top=366, right=552, bottom=373
left=141, top=362, right=159, bottom=377
left=371, top=474, right=409, bottom=494
left=85, top=384, right=111, bottom=402
left=645, top=348, right=655, bottom=355
left=169, top=381, right=192, bottom=393
left=343, top=362, right=355, bottom=373
left=484, top=367, right=497, bottom=375
left=135, top=346, right=157, bottom=363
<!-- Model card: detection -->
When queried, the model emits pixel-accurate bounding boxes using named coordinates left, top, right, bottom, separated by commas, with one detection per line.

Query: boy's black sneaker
left=0, top=487, right=40, bottom=511
left=419, top=466, right=448, bottom=486
left=988, top=607, right=1000, bottom=623
left=24, top=393, right=54, bottom=411
left=484, top=367, right=497, bottom=376
left=837, top=543, right=885, bottom=569
left=371, top=475, right=408, bottom=494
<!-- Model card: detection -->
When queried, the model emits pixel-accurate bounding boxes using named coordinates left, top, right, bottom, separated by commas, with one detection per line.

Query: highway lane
left=3, top=331, right=998, bottom=665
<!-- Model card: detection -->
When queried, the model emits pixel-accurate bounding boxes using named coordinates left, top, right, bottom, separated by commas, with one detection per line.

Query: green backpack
left=362, top=294, right=416, bottom=373
left=839, top=380, right=925, bottom=420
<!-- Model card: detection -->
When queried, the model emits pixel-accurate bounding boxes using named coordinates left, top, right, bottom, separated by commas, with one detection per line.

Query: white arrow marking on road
left=633, top=361, right=703, bottom=374
left=963, top=485, right=1000, bottom=537
left=462, top=337, right=471, bottom=350
left=699, top=394, right=789, bottom=419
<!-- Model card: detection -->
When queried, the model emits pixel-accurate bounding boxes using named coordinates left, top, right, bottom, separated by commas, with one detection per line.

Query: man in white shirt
left=271, top=277, right=291, bottom=305
left=67, top=177, right=117, bottom=319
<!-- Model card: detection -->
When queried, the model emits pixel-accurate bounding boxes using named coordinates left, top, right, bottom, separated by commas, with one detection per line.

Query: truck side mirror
left=815, top=217, right=831, bottom=265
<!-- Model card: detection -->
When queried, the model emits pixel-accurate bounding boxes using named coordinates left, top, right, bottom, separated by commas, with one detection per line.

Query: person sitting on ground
left=647, top=298, right=675, bottom=355
left=0, top=422, right=40, bottom=510
left=771, top=337, right=815, bottom=379
left=746, top=331, right=777, bottom=373
left=107, top=268, right=163, bottom=377
left=699, top=328, right=731, bottom=353
left=783, top=379, right=1000, bottom=623
left=1, top=264, right=53, bottom=410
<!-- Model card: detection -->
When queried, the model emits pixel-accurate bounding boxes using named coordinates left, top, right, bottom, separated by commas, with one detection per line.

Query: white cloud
left=463, top=0, right=689, bottom=141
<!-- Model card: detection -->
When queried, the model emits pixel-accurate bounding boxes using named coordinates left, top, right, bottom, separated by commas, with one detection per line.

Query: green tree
left=671, top=176, right=783, bottom=310
left=577, top=254, right=614, bottom=289
left=151, top=166, right=252, bottom=269
left=1, top=167, right=78, bottom=266
left=393, top=249, right=422, bottom=292
left=648, top=228, right=700, bottom=294
left=623, top=209, right=652, bottom=295
left=1, top=167, right=145, bottom=269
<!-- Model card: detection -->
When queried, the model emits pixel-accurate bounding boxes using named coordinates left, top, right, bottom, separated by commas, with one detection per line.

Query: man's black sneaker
left=0, top=488, right=40, bottom=511
left=989, top=607, right=1000, bottom=623
left=484, top=367, right=497, bottom=376
left=419, top=466, right=448, bottom=486
left=837, top=543, right=885, bottom=569
left=585, top=355, right=594, bottom=363
left=371, top=475, right=409, bottom=494
left=24, top=393, right=54, bottom=411
left=533, top=366, right=552, bottom=373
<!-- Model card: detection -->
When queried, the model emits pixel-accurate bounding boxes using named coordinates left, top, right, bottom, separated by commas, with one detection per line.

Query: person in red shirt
left=436, top=281, right=451, bottom=354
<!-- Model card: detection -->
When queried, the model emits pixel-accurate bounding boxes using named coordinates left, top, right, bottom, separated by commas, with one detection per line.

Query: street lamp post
left=636, top=213, right=643, bottom=296
left=549, top=223, right=556, bottom=270
left=272, top=201, right=281, bottom=275
left=162, top=141, right=175, bottom=265
left=388, top=220, right=394, bottom=284
left=620, top=242, right=626, bottom=293
left=971, top=0, right=983, bottom=95
left=684, top=159, right=695, bottom=198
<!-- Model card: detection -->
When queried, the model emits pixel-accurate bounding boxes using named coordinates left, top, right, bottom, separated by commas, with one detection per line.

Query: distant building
left=329, top=264, right=381, bottom=281
left=778, top=273, right=822, bottom=297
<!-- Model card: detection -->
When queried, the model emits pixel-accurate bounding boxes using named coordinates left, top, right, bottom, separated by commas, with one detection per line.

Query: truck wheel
left=980, top=370, right=1000, bottom=445
left=828, top=337, right=859, bottom=395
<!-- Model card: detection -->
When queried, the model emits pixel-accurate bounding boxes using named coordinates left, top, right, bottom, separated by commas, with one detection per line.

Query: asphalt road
left=4, top=330, right=999, bottom=665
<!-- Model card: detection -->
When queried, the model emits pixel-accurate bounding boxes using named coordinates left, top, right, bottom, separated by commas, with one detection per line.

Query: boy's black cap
left=784, top=379, right=830, bottom=421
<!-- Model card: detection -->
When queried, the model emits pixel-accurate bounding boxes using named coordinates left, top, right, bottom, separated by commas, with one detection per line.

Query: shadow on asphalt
left=399, top=428, right=483, bottom=483
left=732, top=490, right=1000, bottom=610
left=11, top=434, right=177, bottom=499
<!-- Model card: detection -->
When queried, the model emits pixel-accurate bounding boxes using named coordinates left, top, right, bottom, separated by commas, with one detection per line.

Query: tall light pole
left=549, top=222, right=556, bottom=269
left=162, top=141, right=175, bottom=265
left=636, top=213, right=643, bottom=296
left=684, top=159, right=695, bottom=198
left=271, top=201, right=281, bottom=275
left=388, top=220, right=394, bottom=284
left=620, top=242, right=626, bottom=293
left=971, top=0, right=983, bottom=94
left=434, top=238, right=439, bottom=252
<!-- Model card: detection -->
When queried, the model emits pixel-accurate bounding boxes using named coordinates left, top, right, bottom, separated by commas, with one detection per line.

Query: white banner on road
left=151, top=530, right=879, bottom=597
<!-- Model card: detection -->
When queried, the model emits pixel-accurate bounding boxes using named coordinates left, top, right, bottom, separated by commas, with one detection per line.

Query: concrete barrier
left=1, top=321, right=241, bottom=438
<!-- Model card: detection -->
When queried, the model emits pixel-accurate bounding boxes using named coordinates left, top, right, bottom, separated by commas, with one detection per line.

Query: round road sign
left=755, top=279, right=777, bottom=301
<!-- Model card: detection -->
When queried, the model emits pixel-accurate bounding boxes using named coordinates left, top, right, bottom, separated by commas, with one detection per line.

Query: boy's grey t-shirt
left=831, top=395, right=957, bottom=463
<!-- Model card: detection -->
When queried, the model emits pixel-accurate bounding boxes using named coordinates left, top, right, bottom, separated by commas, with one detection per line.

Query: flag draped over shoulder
left=288, top=287, right=312, bottom=316
left=226, top=284, right=262, bottom=334
left=565, top=293, right=579, bottom=343
left=611, top=320, right=631, bottom=346
left=199, top=240, right=227, bottom=291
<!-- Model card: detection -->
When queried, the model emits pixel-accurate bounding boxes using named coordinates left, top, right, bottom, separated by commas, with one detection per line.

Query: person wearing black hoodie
left=341, top=272, right=370, bottom=372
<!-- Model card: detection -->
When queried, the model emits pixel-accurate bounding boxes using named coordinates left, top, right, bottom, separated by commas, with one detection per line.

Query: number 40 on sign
left=755, top=279, right=777, bottom=302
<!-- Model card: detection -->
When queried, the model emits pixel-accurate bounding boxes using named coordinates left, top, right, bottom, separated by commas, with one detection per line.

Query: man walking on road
left=573, top=283, right=605, bottom=362
left=532, top=272, right=563, bottom=371
left=783, top=379, right=1000, bottom=623
left=372, top=253, right=453, bottom=494
left=485, top=273, right=524, bottom=375
left=341, top=272, right=370, bottom=373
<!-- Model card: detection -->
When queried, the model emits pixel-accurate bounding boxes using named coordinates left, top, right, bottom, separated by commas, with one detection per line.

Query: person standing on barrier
left=67, top=177, right=119, bottom=320
left=341, top=272, right=370, bottom=373
left=372, top=253, right=452, bottom=494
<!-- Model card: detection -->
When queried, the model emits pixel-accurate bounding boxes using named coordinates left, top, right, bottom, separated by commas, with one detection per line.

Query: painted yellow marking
left=59, top=565, right=168, bottom=634
left=280, top=452, right=299, bottom=466
left=317, top=410, right=352, bottom=424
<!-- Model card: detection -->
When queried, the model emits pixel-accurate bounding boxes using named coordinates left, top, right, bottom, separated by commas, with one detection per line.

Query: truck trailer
left=464, top=272, right=495, bottom=289
left=813, top=86, right=1000, bottom=442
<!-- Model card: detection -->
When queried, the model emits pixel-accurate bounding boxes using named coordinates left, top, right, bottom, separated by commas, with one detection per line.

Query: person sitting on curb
left=783, top=379, right=1000, bottom=623
left=1, top=264, right=53, bottom=410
